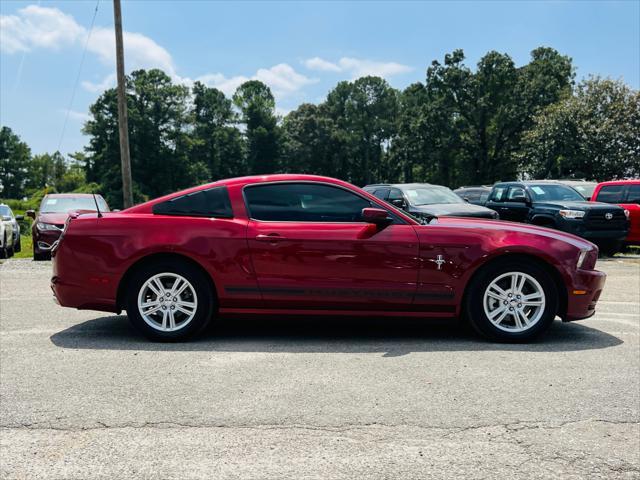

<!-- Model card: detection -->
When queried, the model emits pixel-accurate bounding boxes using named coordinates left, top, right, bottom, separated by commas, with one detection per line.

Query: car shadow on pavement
left=49, top=315, right=623, bottom=356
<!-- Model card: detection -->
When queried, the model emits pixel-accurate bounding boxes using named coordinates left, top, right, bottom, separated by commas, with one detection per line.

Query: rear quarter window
left=626, top=185, right=640, bottom=204
left=595, top=185, right=625, bottom=204
left=152, top=186, right=233, bottom=218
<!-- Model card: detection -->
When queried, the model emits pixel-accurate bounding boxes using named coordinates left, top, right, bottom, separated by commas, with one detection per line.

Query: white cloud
left=61, top=109, right=91, bottom=122
left=0, top=5, right=84, bottom=53
left=304, top=56, right=413, bottom=79
left=196, top=64, right=315, bottom=100
left=1, top=5, right=314, bottom=101
left=86, top=27, right=176, bottom=76
left=303, top=57, right=341, bottom=72
left=81, top=73, right=116, bottom=93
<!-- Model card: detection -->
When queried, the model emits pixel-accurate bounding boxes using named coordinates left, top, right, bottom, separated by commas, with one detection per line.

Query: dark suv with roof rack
left=485, top=181, right=629, bottom=255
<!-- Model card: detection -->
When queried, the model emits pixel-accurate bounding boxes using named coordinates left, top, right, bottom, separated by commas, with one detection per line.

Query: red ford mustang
left=51, top=174, right=606, bottom=342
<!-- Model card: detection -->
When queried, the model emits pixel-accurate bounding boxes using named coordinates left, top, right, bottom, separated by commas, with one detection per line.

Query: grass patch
left=14, top=235, right=33, bottom=259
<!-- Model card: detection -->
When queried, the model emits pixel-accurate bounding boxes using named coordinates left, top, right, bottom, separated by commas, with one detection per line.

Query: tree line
left=1, top=47, right=638, bottom=209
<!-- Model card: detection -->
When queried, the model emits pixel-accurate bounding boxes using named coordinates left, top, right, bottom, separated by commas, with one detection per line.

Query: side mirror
left=15, top=214, right=24, bottom=220
left=26, top=210, right=36, bottom=219
left=463, top=197, right=470, bottom=203
left=390, top=199, right=406, bottom=209
left=362, top=207, right=393, bottom=227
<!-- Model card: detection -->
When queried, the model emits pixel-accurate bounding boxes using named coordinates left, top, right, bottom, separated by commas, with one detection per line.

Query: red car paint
left=591, top=180, right=640, bottom=245
left=51, top=174, right=605, bottom=322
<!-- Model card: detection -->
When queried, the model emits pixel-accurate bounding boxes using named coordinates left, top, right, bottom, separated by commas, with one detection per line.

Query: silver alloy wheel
left=483, top=271, right=546, bottom=333
left=137, top=273, right=198, bottom=332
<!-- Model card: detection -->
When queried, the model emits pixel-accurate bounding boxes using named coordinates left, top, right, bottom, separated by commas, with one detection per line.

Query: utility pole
left=113, top=0, right=133, bottom=208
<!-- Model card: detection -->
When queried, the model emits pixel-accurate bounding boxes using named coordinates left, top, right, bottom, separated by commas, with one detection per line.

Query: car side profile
left=591, top=180, right=640, bottom=246
left=485, top=181, right=629, bottom=255
left=52, top=174, right=605, bottom=343
left=27, top=193, right=110, bottom=260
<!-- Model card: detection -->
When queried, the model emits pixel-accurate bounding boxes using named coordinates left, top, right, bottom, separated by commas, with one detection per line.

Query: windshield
left=0, top=206, right=11, bottom=217
left=40, top=196, right=109, bottom=213
left=529, top=184, right=585, bottom=202
left=405, top=187, right=464, bottom=206
left=566, top=183, right=596, bottom=199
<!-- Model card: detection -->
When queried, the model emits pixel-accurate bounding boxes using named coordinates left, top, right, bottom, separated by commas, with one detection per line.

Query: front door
left=244, top=182, right=420, bottom=310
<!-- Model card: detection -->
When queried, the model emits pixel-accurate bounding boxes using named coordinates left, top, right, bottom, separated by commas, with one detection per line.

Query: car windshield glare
left=0, top=206, right=10, bottom=217
left=407, top=187, right=464, bottom=206
left=41, top=197, right=109, bottom=213
left=569, top=183, right=596, bottom=199
left=529, top=185, right=584, bottom=202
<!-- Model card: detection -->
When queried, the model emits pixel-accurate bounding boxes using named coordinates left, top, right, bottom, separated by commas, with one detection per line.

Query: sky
left=1, top=0, right=639, bottom=156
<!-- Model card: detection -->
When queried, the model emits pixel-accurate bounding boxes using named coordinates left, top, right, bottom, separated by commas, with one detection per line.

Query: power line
left=56, top=0, right=101, bottom=155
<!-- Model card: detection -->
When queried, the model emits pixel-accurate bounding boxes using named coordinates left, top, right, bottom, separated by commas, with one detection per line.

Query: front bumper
left=564, top=268, right=606, bottom=321
left=560, top=220, right=628, bottom=242
left=33, top=229, right=62, bottom=254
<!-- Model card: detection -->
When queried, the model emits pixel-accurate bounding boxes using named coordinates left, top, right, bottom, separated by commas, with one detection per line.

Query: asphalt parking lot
left=1, top=257, right=639, bottom=479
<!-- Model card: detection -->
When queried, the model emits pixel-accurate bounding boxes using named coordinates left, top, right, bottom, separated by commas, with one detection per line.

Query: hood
left=429, top=216, right=594, bottom=250
left=410, top=202, right=497, bottom=218
left=534, top=200, right=623, bottom=211
left=36, top=212, right=72, bottom=225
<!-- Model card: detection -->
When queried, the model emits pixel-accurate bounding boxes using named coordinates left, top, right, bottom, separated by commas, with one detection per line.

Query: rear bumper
left=51, top=245, right=120, bottom=313
left=564, top=268, right=606, bottom=321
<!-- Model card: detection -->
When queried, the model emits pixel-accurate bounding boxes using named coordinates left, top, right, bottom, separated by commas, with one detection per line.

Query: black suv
left=363, top=183, right=499, bottom=220
left=486, top=181, right=629, bottom=253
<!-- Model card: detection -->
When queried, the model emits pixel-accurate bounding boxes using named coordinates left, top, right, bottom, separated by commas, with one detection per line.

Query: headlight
left=577, top=248, right=589, bottom=268
left=559, top=209, right=585, bottom=219
left=36, top=222, right=60, bottom=231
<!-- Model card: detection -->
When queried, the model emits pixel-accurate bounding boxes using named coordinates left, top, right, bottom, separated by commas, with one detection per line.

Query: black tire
left=464, top=259, right=559, bottom=342
left=0, top=235, right=7, bottom=259
left=125, top=259, right=215, bottom=341
left=14, top=236, right=21, bottom=253
left=7, top=245, right=14, bottom=257
left=33, top=246, right=50, bottom=261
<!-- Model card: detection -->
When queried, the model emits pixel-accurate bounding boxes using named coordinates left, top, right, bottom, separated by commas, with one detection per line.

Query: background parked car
left=453, top=186, right=493, bottom=206
left=363, top=183, right=499, bottom=220
left=0, top=204, right=15, bottom=258
left=485, top=181, right=629, bottom=255
left=0, top=204, right=22, bottom=255
left=27, top=193, right=109, bottom=261
left=553, top=179, right=598, bottom=200
left=591, top=180, right=640, bottom=247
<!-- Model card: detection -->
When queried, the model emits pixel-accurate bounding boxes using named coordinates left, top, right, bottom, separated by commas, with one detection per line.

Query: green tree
left=522, top=77, right=640, bottom=179
left=84, top=69, right=203, bottom=207
left=0, top=126, right=31, bottom=198
left=233, top=80, right=279, bottom=174
left=324, top=76, right=398, bottom=185
left=191, top=82, right=245, bottom=180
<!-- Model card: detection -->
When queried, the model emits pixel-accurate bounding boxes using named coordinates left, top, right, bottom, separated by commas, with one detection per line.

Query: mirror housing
left=26, top=210, right=36, bottom=219
left=390, top=199, right=406, bottom=209
left=362, top=207, right=393, bottom=227
left=15, top=214, right=24, bottom=221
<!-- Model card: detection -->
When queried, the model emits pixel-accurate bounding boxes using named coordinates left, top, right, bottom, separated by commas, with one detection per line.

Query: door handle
left=255, top=234, right=287, bottom=242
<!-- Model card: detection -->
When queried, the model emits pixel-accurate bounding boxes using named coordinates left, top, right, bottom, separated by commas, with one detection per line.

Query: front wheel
left=125, top=260, right=215, bottom=341
left=14, top=236, right=21, bottom=253
left=464, top=260, right=558, bottom=342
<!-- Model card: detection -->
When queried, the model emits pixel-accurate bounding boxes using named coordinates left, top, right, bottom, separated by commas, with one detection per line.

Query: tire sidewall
left=126, top=260, right=215, bottom=341
left=466, top=260, right=559, bottom=342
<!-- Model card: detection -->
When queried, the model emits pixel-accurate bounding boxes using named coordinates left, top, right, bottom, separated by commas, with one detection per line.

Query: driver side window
left=507, top=186, right=526, bottom=201
left=245, top=183, right=373, bottom=222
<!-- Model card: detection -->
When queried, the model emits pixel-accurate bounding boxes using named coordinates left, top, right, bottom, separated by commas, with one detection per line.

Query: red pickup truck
left=591, top=180, right=640, bottom=247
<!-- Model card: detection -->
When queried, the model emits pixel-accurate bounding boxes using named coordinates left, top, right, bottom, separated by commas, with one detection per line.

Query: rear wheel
left=125, top=260, right=215, bottom=341
left=465, top=260, right=558, bottom=342
left=14, top=235, right=21, bottom=252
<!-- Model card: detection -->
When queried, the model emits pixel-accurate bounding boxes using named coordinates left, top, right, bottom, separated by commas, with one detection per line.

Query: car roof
left=364, top=183, right=448, bottom=189
left=597, top=179, right=640, bottom=186
left=44, top=193, right=99, bottom=198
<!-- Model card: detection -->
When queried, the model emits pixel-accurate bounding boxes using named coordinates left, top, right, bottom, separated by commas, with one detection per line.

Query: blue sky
left=1, top=0, right=639, bottom=155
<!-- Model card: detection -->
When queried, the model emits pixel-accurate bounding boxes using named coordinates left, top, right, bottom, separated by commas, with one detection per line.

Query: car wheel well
left=116, top=253, right=216, bottom=311
left=463, top=253, right=567, bottom=320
